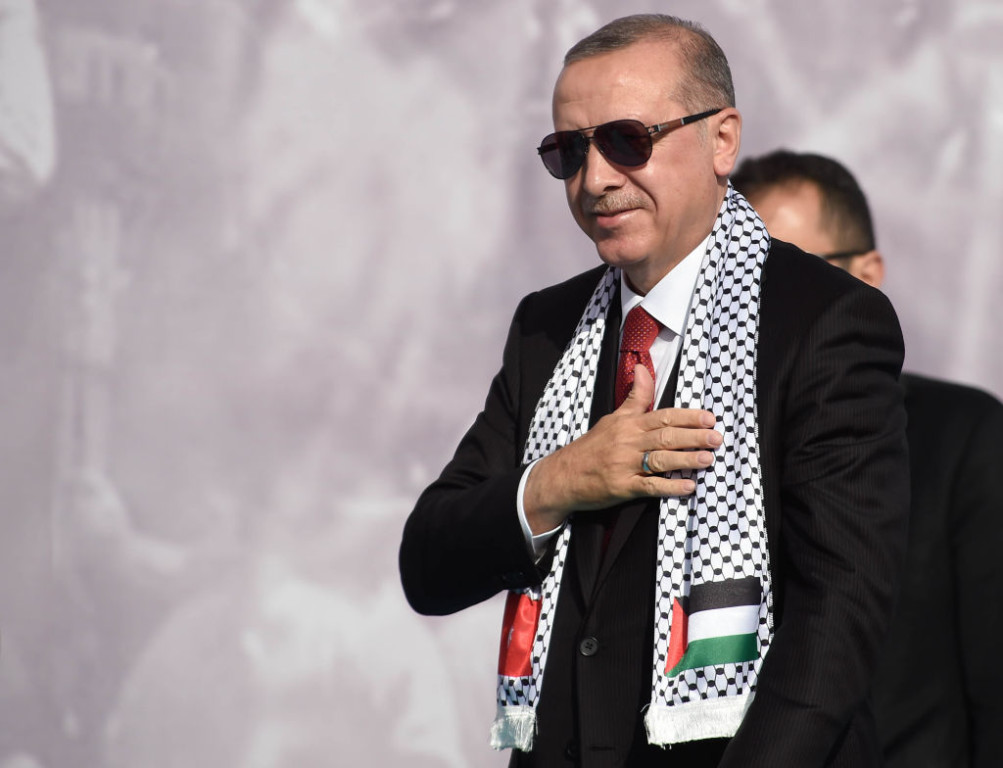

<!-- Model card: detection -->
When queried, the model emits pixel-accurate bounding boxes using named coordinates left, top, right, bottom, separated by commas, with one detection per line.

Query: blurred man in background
left=734, top=149, right=1003, bottom=768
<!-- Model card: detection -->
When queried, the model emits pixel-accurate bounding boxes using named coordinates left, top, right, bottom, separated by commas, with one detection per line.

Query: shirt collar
left=619, top=233, right=710, bottom=336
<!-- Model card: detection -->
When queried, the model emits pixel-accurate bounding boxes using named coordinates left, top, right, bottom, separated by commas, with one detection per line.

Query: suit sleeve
left=398, top=294, right=545, bottom=617
left=955, top=392, right=1003, bottom=768
left=721, top=283, right=910, bottom=766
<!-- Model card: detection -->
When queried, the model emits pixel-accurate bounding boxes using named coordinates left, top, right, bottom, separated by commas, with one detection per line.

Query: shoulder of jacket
left=762, top=238, right=893, bottom=320
left=902, top=372, right=1003, bottom=415
left=516, top=264, right=610, bottom=319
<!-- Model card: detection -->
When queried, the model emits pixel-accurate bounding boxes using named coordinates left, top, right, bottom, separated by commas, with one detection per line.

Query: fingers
left=618, top=364, right=656, bottom=413
left=634, top=404, right=721, bottom=454
left=638, top=424, right=721, bottom=456
left=641, top=447, right=715, bottom=475
left=638, top=475, right=697, bottom=498
left=527, top=373, right=725, bottom=514
left=633, top=447, right=712, bottom=499
left=618, top=365, right=718, bottom=431
left=642, top=405, right=717, bottom=430
left=666, top=425, right=721, bottom=450
left=631, top=401, right=721, bottom=500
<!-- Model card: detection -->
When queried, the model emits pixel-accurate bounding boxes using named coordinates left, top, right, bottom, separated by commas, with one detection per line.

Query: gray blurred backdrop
left=0, top=1, right=1000, bottom=766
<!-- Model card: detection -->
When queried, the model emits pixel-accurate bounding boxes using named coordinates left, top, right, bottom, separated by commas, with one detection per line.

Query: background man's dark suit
left=872, top=373, right=1003, bottom=768
left=400, top=240, right=909, bottom=767
left=731, top=147, right=1003, bottom=766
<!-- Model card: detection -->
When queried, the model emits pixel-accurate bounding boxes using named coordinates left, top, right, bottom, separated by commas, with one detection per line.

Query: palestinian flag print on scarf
left=666, top=577, right=761, bottom=676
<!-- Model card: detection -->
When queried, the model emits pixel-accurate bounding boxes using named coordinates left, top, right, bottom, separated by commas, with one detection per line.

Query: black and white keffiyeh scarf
left=490, top=185, right=773, bottom=751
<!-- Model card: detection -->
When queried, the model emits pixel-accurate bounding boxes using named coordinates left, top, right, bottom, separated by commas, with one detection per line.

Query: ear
left=848, top=249, right=885, bottom=288
left=712, top=108, right=742, bottom=177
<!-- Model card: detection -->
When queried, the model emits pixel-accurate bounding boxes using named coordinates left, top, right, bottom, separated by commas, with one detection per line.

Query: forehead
left=751, top=181, right=838, bottom=254
left=552, top=40, right=684, bottom=128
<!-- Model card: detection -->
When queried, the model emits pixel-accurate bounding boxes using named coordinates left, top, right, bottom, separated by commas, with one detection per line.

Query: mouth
left=592, top=208, right=637, bottom=227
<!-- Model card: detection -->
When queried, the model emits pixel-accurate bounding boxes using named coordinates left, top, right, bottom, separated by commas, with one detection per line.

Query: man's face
left=552, top=40, right=736, bottom=294
left=748, top=179, right=884, bottom=287
left=747, top=181, right=840, bottom=255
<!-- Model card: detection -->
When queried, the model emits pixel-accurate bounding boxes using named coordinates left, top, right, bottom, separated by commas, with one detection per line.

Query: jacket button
left=579, top=636, right=599, bottom=657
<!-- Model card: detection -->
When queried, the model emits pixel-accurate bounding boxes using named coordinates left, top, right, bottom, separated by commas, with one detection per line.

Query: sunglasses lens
left=538, top=120, right=651, bottom=178
left=594, top=120, right=652, bottom=167
left=538, top=132, right=586, bottom=179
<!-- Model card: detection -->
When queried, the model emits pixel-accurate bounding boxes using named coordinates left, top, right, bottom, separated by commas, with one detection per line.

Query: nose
left=578, top=140, right=626, bottom=196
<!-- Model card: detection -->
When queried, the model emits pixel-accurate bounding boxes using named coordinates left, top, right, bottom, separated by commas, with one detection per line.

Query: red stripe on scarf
left=498, top=591, right=541, bottom=677
left=665, top=597, right=688, bottom=673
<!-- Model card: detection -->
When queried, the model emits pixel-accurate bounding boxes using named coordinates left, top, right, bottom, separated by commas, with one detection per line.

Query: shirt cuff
left=517, top=458, right=563, bottom=561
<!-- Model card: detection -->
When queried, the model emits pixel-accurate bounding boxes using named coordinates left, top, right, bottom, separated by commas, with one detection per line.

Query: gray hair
left=564, top=14, right=735, bottom=110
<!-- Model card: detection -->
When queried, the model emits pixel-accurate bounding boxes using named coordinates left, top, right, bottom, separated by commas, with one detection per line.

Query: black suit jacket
left=872, top=373, right=1003, bottom=768
left=400, top=241, right=910, bottom=767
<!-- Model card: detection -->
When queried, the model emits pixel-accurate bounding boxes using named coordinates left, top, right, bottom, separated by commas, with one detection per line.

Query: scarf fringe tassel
left=490, top=705, right=537, bottom=752
left=644, top=692, right=754, bottom=746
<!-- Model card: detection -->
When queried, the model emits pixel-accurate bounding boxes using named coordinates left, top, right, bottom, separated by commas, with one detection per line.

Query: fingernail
left=698, top=451, right=714, bottom=465
left=701, top=413, right=716, bottom=427
left=707, top=431, right=723, bottom=447
left=683, top=480, right=696, bottom=493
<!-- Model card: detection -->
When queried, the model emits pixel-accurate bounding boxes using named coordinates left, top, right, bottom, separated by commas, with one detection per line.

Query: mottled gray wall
left=0, top=1, right=999, bottom=766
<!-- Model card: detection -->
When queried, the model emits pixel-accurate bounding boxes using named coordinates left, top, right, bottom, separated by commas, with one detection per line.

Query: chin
left=592, top=240, right=649, bottom=271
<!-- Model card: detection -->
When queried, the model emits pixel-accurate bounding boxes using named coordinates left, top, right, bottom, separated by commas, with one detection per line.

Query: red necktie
left=602, top=305, right=661, bottom=559
left=615, top=305, right=661, bottom=410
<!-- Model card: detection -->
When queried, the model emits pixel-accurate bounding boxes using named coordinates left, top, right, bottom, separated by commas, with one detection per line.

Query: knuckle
left=671, top=454, right=691, bottom=472
left=659, top=426, right=678, bottom=448
left=646, top=453, right=659, bottom=474
left=655, top=410, right=675, bottom=427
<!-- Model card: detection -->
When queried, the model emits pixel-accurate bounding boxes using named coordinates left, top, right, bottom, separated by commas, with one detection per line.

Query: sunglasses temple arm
left=680, top=108, right=723, bottom=125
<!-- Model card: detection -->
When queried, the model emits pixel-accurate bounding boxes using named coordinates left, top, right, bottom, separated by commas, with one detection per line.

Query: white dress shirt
left=517, top=235, right=710, bottom=558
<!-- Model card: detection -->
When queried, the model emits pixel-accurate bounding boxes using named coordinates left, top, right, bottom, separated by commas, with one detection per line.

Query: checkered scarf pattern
left=490, top=186, right=773, bottom=751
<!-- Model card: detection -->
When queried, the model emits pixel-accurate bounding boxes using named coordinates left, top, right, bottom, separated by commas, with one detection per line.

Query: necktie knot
left=621, top=306, right=661, bottom=353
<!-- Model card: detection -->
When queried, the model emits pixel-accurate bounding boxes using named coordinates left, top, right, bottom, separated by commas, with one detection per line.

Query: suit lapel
left=573, top=291, right=621, bottom=600
left=588, top=286, right=620, bottom=430
left=592, top=349, right=682, bottom=592
left=572, top=279, right=683, bottom=601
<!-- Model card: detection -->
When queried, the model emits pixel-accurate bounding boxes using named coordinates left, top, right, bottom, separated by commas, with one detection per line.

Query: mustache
left=585, top=193, right=648, bottom=216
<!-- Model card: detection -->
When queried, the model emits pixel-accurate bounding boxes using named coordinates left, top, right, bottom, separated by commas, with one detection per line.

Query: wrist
left=523, top=454, right=572, bottom=534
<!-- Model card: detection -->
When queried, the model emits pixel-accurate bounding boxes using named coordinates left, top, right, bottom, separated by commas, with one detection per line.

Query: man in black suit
left=400, top=16, right=909, bottom=767
left=732, top=149, right=1003, bottom=768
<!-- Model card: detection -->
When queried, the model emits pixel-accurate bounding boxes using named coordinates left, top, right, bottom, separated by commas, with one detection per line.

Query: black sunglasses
left=537, top=108, right=723, bottom=180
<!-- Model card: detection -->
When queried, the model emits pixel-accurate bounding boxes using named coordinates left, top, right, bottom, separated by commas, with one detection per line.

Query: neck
left=625, top=185, right=728, bottom=295
left=623, top=258, right=683, bottom=296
